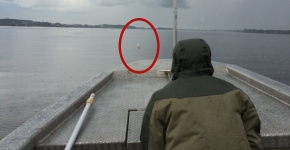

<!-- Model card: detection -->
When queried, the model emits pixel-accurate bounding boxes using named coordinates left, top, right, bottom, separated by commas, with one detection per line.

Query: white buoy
left=137, top=44, right=140, bottom=49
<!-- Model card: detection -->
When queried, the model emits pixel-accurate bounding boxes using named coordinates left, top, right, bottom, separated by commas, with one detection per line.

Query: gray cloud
left=89, top=0, right=133, bottom=7
left=159, top=0, right=189, bottom=9
left=0, top=0, right=190, bottom=11
left=0, top=0, right=92, bottom=11
left=90, top=0, right=190, bottom=8
left=0, top=0, right=289, bottom=30
left=0, top=0, right=12, bottom=2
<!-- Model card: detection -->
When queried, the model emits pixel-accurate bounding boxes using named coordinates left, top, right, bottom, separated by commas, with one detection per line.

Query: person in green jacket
left=140, top=39, right=263, bottom=150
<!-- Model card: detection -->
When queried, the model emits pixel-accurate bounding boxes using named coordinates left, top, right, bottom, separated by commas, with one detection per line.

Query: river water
left=0, top=27, right=290, bottom=140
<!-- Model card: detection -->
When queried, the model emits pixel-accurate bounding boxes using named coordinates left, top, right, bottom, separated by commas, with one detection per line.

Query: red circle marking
left=118, top=18, right=160, bottom=74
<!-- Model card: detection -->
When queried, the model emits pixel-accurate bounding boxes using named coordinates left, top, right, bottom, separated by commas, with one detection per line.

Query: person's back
left=140, top=39, right=263, bottom=150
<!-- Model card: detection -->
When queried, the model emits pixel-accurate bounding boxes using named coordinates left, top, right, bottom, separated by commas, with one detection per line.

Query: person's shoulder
left=209, top=76, right=238, bottom=88
left=149, top=81, right=177, bottom=101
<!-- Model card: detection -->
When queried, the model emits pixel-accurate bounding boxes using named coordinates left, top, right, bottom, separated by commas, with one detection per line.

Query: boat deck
left=1, top=60, right=289, bottom=150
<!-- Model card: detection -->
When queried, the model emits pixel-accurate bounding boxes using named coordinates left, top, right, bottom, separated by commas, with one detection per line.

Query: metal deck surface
left=1, top=60, right=289, bottom=150
left=36, top=75, right=169, bottom=150
left=33, top=61, right=290, bottom=150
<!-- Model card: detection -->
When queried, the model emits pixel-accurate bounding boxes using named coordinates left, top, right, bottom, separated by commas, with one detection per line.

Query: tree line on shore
left=242, top=29, right=290, bottom=34
left=1, top=18, right=289, bottom=34
left=0, top=18, right=139, bottom=29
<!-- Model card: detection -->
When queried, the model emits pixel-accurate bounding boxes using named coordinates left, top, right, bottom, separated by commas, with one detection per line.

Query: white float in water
left=137, top=44, right=140, bottom=49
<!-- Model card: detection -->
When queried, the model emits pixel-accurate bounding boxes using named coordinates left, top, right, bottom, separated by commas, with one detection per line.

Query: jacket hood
left=171, top=39, right=214, bottom=80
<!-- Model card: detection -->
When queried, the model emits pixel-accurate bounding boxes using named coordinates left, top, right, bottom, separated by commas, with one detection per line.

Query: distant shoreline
left=1, top=18, right=289, bottom=34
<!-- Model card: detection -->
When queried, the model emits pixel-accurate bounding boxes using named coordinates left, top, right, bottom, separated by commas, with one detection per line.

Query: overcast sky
left=0, top=0, right=289, bottom=30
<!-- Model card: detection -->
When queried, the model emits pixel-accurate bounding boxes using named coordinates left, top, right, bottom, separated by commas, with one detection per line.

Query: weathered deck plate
left=1, top=60, right=289, bottom=150
left=35, top=60, right=290, bottom=150
left=36, top=76, right=169, bottom=150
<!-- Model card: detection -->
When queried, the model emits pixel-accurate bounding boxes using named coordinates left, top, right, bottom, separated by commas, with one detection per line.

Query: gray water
left=0, top=27, right=290, bottom=140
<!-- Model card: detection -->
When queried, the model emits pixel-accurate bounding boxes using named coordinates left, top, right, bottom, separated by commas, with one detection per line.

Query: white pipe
left=173, top=0, right=177, bottom=47
left=65, top=93, right=95, bottom=150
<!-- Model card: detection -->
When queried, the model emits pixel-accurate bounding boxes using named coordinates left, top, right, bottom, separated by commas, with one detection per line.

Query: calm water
left=0, top=27, right=290, bottom=140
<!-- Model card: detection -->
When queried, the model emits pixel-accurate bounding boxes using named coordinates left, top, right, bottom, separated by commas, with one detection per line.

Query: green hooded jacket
left=140, top=39, right=263, bottom=150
